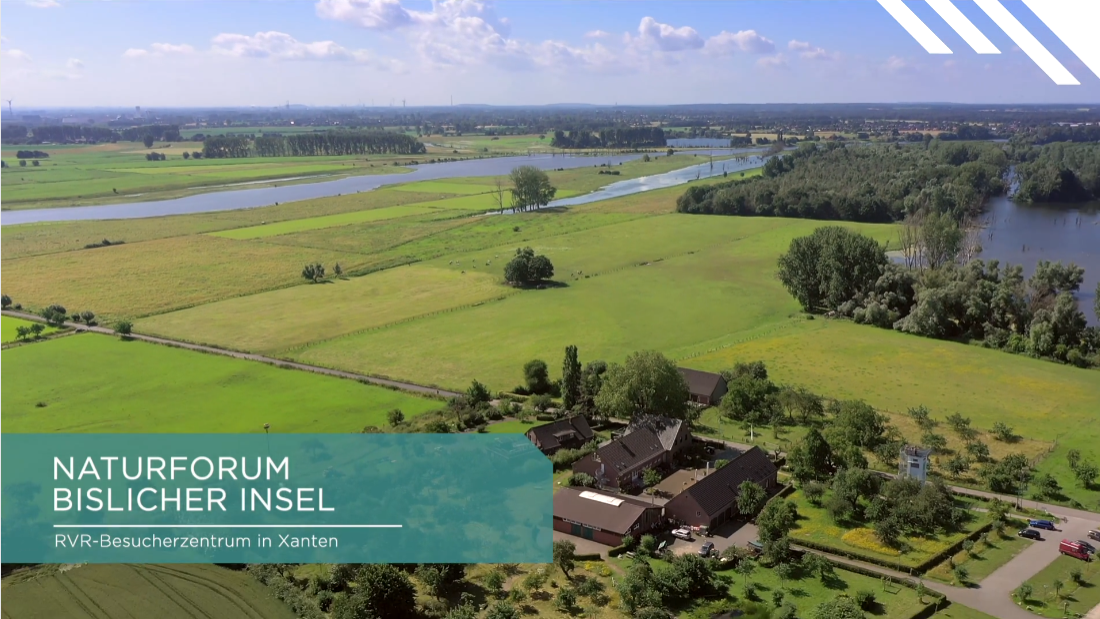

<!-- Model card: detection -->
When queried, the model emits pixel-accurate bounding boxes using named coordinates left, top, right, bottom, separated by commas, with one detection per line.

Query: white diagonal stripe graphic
left=877, top=0, right=952, bottom=54
left=974, top=0, right=1079, bottom=85
left=1023, top=0, right=1100, bottom=81
left=926, top=0, right=999, bottom=54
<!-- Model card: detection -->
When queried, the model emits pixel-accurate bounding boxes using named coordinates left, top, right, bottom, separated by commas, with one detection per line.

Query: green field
left=1, top=333, right=440, bottom=433
left=209, top=204, right=448, bottom=239
left=0, top=142, right=418, bottom=210
left=926, top=526, right=1031, bottom=584
left=1, top=315, right=59, bottom=343
left=1016, top=555, right=1100, bottom=618
left=486, top=419, right=540, bottom=434
left=0, top=564, right=297, bottom=619
left=390, top=180, right=498, bottom=194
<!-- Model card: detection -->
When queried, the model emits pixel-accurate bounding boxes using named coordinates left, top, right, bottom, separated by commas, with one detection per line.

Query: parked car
left=1076, top=540, right=1096, bottom=554
left=1029, top=519, right=1057, bottom=531
left=671, top=527, right=693, bottom=541
left=699, top=542, right=715, bottom=557
left=1019, top=529, right=1042, bottom=540
left=747, top=540, right=764, bottom=555
left=1089, top=530, right=1100, bottom=543
left=1061, top=539, right=1092, bottom=561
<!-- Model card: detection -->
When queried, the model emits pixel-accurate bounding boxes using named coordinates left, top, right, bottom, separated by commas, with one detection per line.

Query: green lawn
left=1016, top=555, right=1100, bottom=618
left=0, top=333, right=441, bottom=433
left=926, top=527, right=1032, bottom=584
left=486, top=419, right=540, bottom=434
left=1, top=316, right=59, bottom=343
left=390, top=180, right=498, bottom=195
left=208, top=204, right=448, bottom=239
left=784, top=490, right=992, bottom=569
left=932, top=603, right=1001, bottom=619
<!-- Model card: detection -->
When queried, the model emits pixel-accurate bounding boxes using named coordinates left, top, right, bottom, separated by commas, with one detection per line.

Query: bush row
left=247, top=565, right=325, bottom=619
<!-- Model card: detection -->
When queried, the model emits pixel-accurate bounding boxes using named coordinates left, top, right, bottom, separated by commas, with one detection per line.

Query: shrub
left=854, top=589, right=876, bottom=610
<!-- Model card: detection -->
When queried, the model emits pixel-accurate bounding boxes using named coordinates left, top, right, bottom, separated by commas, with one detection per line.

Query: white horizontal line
left=53, top=524, right=402, bottom=529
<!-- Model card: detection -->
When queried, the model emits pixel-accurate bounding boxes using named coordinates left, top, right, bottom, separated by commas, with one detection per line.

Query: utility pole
left=5, top=99, right=11, bottom=116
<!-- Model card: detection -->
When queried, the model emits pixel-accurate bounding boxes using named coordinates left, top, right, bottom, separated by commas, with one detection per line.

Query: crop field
left=0, top=141, right=416, bottom=209
left=1, top=333, right=440, bottom=433
left=2, top=235, right=363, bottom=319
left=688, top=319, right=1100, bottom=507
left=137, top=266, right=512, bottom=353
left=0, top=563, right=298, bottom=619
left=1, top=316, right=60, bottom=343
left=209, top=204, right=447, bottom=239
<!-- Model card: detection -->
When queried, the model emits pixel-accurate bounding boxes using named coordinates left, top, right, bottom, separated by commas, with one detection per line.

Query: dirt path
left=1, top=310, right=463, bottom=399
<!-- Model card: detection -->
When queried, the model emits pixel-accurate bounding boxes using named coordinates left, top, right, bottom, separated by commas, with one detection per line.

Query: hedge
left=573, top=553, right=602, bottom=561
left=793, top=521, right=994, bottom=575
left=607, top=545, right=631, bottom=557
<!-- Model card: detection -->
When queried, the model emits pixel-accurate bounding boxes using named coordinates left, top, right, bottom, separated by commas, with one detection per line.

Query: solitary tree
left=80, top=310, right=96, bottom=325
left=737, top=480, right=768, bottom=518
left=15, top=325, right=31, bottom=341
left=387, top=409, right=405, bottom=427
left=594, top=350, right=690, bottom=420
left=302, top=263, right=326, bottom=283
left=508, top=165, right=556, bottom=212
left=334, top=263, right=343, bottom=278
left=143, top=134, right=154, bottom=148
left=523, top=359, right=552, bottom=395
left=1, top=294, right=11, bottom=309
left=115, top=320, right=133, bottom=338
left=561, top=345, right=582, bottom=410
left=504, top=247, right=554, bottom=287
left=552, top=540, right=576, bottom=579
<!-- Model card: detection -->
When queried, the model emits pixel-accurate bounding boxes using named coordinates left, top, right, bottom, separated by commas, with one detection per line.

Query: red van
left=1060, top=540, right=1092, bottom=561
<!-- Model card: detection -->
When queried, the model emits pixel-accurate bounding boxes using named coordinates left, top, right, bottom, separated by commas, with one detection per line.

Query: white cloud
left=26, top=0, right=60, bottom=7
left=585, top=29, right=611, bottom=39
left=788, top=39, right=833, bottom=61
left=209, top=31, right=402, bottom=71
left=122, top=48, right=149, bottom=59
left=150, top=43, right=195, bottom=55
left=315, top=0, right=418, bottom=29
left=704, top=30, right=775, bottom=55
left=4, top=49, right=33, bottom=62
left=884, top=55, right=917, bottom=74
left=634, top=16, right=703, bottom=52
left=757, top=54, right=788, bottom=70
left=66, top=58, right=84, bottom=70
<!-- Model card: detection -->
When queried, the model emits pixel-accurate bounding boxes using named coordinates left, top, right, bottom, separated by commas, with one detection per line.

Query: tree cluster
left=1014, top=142, right=1100, bottom=203
left=503, top=247, right=554, bottom=287
left=15, top=150, right=49, bottom=159
left=677, top=141, right=1007, bottom=223
left=508, top=165, right=557, bottom=212
left=551, top=127, right=666, bottom=149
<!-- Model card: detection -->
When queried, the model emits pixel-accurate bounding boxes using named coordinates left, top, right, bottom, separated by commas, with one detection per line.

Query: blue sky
left=2, top=0, right=1098, bottom=107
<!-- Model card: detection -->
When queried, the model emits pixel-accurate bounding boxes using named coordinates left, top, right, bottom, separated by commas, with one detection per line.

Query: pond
left=0, top=148, right=759, bottom=225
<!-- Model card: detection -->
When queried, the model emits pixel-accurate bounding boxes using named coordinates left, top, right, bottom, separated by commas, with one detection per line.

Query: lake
left=0, top=148, right=759, bottom=226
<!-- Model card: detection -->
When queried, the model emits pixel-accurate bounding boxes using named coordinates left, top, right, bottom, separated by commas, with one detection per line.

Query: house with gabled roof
left=525, top=415, right=595, bottom=455
left=679, top=367, right=728, bottom=406
left=571, top=416, right=691, bottom=491
left=553, top=487, right=664, bottom=546
left=664, top=446, right=777, bottom=529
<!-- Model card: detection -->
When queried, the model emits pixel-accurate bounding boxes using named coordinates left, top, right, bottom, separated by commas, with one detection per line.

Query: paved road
left=2, top=310, right=463, bottom=399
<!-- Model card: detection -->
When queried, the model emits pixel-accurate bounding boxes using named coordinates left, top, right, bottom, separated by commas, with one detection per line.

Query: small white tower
left=899, top=445, right=932, bottom=484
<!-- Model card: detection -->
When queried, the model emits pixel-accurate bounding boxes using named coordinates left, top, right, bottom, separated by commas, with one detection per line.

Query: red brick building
left=553, top=487, right=664, bottom=546
left=572, top=417, right=692, bottom=491
left=678, top=368, right=728, bottom=406
left=664, top=446, right=778, bottom=529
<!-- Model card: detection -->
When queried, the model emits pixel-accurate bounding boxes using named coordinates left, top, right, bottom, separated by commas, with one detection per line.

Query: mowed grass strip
left=688, top=319, right=1100, bottom=507
left=209, top=204, right=445, bottom=239
left=1, top=333, right=439, bottom=433
left=2, top=235, right=361, bottom=320
left=137, top=266, right=511, bottom=354
left=390, top=181, right=496, bottom=194
left=0, top=564, right=299, bottom=619
left=1, top=316, right=59, bottom=343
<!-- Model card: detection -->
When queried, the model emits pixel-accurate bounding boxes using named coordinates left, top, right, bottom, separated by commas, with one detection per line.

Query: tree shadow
left=865, top=601, right=888, bottom=616
left=821, top=573, right=849, bottom=591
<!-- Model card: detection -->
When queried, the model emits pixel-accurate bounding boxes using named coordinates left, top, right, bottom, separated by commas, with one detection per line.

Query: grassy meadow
left=1, top=315, right=60, bottom=343
left=0, top=141, right=422, bottom=209
left=0, top=564, right=299, bottom=619
left=926, top=526, right=1032, bottom=584
left=1017, top=555, right=1100, bottom=618
left=1, top=333, right=440, bottom=433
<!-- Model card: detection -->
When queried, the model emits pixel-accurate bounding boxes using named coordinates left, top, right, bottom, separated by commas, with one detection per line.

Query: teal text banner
left=1, top=434, right=552, bottom=564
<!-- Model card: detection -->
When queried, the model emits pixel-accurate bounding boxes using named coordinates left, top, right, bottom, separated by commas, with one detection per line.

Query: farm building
left=664, top=446, right=777, bottom=529
left=678, top=368, right=728, bottom=406
left=525, top=415, right=595, bottom=455
left=572, top=416, right=691, bottom=491
left=553, top=487, right=664, bottom=546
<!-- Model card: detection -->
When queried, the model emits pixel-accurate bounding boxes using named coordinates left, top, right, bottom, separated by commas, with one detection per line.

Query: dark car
left=1029, top=519, right=1057, bottom=531
left=1076, top=540, right=1096, bottom=554
left=1019, top=529, right=1042, bottom=540
left=1090, top=530, right=1100, bottom=543
left=699, top=541, right=715, bottom=557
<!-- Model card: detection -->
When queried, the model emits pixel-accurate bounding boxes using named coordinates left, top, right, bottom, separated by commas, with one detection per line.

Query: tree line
left=204, top=131, right=426, bottom=159
left=1014, top=142, right=1100, bottom=203
left=777, top=226, right=1099, bottom=368
left=676, top=141, right=1008, bottom=223
left=550, top=127, right=666, bottom=149
left=1, top=124, right=181, bottom=144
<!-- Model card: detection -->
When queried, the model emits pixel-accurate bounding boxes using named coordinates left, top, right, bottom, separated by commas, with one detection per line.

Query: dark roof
left=595, top=426, right=666, bottom=473
left=527, top=416, right=594, bottom=451
left=553, top=487, right=657, bottom=534
left=673, top=446, right=777, bottom=517
left=679, top=367, right=725, bottom=397
left=623, top=416, right=686, bottom=452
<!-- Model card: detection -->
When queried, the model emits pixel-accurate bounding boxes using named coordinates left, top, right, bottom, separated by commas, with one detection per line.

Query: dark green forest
left=550, top=127, right=666, bottom=149
left=203, top=131, right=426, bottom=159
left=1014, top=142, right=1100, bottom=203
left=676, top=141, right=1009, bottom=222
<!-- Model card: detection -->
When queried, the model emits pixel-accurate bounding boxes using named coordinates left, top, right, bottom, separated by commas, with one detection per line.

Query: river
left=0, top=148, right=759, bottom=226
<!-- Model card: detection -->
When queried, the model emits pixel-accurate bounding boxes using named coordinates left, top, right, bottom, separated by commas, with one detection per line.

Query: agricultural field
left=1016, top=555, right=1100, bottom=618
left=0, top=141, right=418, bottom=210
left=784, top=490, right=992, bottom=569
left=209, top=203, right=448, bottom=239
left=1, top=333, right=440, bottom=433
left=0, top=563, right=298, bottom=619
left=1, top=315, right=60, bottom=343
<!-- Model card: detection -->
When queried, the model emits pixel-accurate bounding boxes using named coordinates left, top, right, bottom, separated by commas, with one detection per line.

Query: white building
left=899, top=445, right=933, bottom=484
